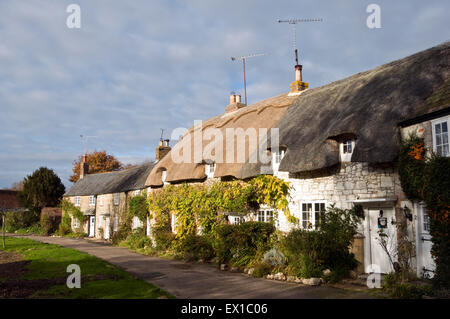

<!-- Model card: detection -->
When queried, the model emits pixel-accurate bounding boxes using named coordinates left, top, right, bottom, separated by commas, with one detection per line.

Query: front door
left=365, top=207, right=397, bottom=273
left=104, top=216, right=110, bottom=240
left=89, top=216, right=95, bottom=237
left=415, top=204, right=435, bottom=278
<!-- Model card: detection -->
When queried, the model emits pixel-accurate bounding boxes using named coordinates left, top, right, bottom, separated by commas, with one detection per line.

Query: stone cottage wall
left=275, top=162, right=398, bottom=232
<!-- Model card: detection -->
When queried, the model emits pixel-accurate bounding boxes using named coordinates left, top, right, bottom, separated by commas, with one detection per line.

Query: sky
left=0, top=0, right=449, bottom=189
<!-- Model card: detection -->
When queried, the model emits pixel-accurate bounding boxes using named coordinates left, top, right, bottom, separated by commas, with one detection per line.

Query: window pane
left=437, top=145, right=442, bottom=156
left=442, top=122, right=448, bottom=133
left=436, top=133, right=442, bottom=146
left=443, top=132, right=449, bottom=145
left=435, top=123, right=441, bottom=134
left=443, top=144, right=449, bottom=157
left=348, top=142, right=352, bottom=153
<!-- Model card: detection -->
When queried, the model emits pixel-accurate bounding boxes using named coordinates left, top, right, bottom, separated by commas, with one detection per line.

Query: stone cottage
left=63, top=155, right=155, bottom=239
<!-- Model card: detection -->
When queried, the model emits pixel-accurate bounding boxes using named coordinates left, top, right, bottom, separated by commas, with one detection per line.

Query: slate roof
left=64, top=162, right=154, bottom=196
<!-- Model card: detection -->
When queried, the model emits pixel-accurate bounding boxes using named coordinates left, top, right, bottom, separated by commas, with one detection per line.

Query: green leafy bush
left=262, top=247, right=286, bottom=267
left=398, top=136, right=450, bottom=288
left=125, top=227, right=151, bottom=249
left=252, top=262, right=273, bottom=278
left=281, top=206, right=358, bottom=280
left=56, top=213, right=72, bottom=236
left=175, top=234, right=215, bottom=262
left=214, top=222, right=275, bottom=266
left=4, top=210, right=39, bottom=232
left=153, top=229, right=176, bottom=251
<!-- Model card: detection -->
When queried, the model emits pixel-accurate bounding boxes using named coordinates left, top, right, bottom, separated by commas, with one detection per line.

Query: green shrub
left=4, top=210, right=39, bottom=232
left=153, top=229, right=176, bottom=251
left=262, top=247, right=286, bottom=267
left=14, top=224, right=43, bottom=235
left=252, top=262, right=273, bottom=278
left=124, top=227, right=151, bottom=249
left=175, top=234, right=215, bottom=262
left=281, top=206, right=358, bottom=280
left=56, top=213, right=72, bottom=236
left=40, top=214, right=59, bottom=235
left=214, top=222, right=275, bottom=266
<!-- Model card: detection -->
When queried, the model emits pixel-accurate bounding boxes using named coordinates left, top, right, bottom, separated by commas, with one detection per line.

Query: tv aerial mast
left=80, top=134, right=98, bottom=155
left=231, top=53, right=266, bottom=105
left=277, top=18, right=322, bottom=66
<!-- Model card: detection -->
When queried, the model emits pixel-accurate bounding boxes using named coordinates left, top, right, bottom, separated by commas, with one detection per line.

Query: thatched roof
left=247, top=41, right=450, bottom=175
left=145, top=93, right=297, bottom=186
left=147, top=42, right=449, bottom=184
left=65, top=162, right=154, bottom=196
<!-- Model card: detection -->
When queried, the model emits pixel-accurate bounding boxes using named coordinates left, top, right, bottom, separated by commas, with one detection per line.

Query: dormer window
left=161, top=170, right=168, bottom=185
left=271, top=148, right=286, bottom=172
left=340, top=139, right=356, bottom=162
left=205, top=162, right=216, bottom=178
left=343, top=140, right=353, bottom=154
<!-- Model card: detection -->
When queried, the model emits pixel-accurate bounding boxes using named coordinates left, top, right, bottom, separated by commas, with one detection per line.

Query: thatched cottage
left=65, top=41, right=449, bottom=277
left=144, top=41, right=449, bottom=276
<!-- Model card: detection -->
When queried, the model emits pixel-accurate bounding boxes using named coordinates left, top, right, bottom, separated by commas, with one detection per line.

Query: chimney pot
left=235, top=94, right=241, bottom=103
left=229, top=93, right=236, bottom=105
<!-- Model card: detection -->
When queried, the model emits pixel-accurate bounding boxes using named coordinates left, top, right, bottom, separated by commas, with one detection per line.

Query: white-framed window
left=161, top=170, right=168, bottom=184
left=99, top=196, right=104, bottom=206
left=272, top=149, right=285, bottom=172
left=75, top=196, right=80, bottom=207
left=171, top=213, right=177, bottom=234
left=134, top=190, right=140, bottom=196
left=432, top=117, right=449, bottom=157
left=340, top=140, right=355, bottom=162
left=300, top=202, right=326, bottom=230
left=113, top=216, right=118, bottom=231
left=257, top=209, right=274, bottom=223
left=114, top=193, right=119, bottom=205
left=205, top=163, right=216, bottom=178
left=423, top=207, right=430, bottom=233
left=132, top=216, right=140, bottom=230
left=89, top=195, right=96, bottom=206
left=73, top=218, right=79, bottom=228
left=230, top=216, right=244, bottom=225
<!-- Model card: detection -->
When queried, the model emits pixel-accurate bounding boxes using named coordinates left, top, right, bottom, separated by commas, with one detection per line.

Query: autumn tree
left=18, top=167, right=66, bottom=223
left=70, top=150, right=124, bottom=183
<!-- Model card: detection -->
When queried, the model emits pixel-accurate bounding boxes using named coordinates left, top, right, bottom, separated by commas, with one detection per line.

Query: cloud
left=0, top=0, right=449, bottom=188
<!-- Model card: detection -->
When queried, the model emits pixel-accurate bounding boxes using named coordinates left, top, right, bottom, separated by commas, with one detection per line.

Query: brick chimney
left=289, top=49, right=309, bottom=96
left=80, top=154, right=89, bottom=179
left=225, top=92, right=246, bottom=113
left=156, top=139, right=171, bottom=162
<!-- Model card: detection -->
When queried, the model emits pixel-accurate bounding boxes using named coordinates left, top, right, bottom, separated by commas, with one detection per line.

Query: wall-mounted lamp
left=403, top=205, right=413, bottom=222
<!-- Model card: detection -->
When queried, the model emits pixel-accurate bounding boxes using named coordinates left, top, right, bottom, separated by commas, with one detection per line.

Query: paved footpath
left=16, top=235, right=374, bottom=299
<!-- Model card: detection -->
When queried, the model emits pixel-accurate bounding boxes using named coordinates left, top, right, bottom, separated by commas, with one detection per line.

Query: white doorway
left=89, top=216, right=95, bottom=237
left=104, top=216, right=110, bottom=240
left=364, top=207, right=397, bottom=273
left=415, top=203, right=435, bottom=278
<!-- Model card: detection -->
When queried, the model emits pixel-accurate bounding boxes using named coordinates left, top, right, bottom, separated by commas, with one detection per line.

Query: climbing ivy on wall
left=129, top=194, right=149, bottom=223
left=398, top=135, right=450, bottom=288
left=146, top=175, right=295, bottom=243
left=60, top=199, right=87, bottom=224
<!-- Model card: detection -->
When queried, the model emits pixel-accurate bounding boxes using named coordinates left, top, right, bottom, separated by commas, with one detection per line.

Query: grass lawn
left=0, top=236, right=173, bottom=299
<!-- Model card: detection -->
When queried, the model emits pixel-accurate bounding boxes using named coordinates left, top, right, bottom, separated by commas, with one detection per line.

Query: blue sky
left=0, top=0, right=449, bottom=189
